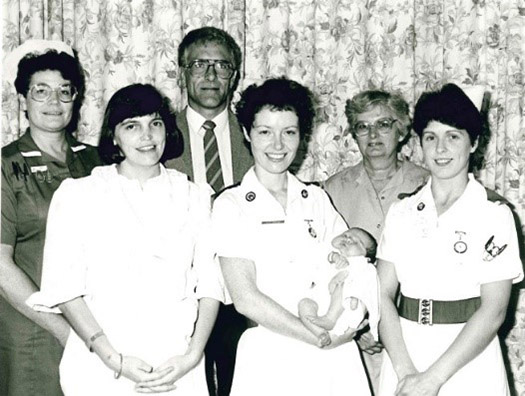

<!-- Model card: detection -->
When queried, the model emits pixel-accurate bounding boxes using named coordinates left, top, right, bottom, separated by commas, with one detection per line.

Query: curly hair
left=235, top=77, right=316, bottom=141
left=98, top=84, right=182, bottom=165
left=345, top=90, right=411, bottom=150
left=14, top=49, right=85, bottom=133
left=413, top=83, right=487, bottom=171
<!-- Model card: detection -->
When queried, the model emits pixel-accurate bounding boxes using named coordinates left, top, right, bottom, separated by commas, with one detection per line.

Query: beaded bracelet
left=86, top=330, right=105, bottom=352
left=114, top=353, right=123, bottom=379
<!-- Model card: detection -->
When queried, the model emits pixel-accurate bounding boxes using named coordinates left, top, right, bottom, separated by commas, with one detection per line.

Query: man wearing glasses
left=166, top=26, right=252, bottom=194
left=165, top=27, right=252, bottom=396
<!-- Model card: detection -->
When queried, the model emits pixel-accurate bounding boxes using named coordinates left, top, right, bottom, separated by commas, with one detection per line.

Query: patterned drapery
left=2, top=0, right=524, bottom=393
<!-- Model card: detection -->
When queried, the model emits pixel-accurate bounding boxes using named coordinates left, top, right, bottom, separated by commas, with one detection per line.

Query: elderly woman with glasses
left=323, top=90, right=429, bottom=393
left=0, top=40, right=101, bottom=395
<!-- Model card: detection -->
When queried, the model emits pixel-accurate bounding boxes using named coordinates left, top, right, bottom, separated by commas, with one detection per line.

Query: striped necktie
left=203, top=120, right=224, bottom=192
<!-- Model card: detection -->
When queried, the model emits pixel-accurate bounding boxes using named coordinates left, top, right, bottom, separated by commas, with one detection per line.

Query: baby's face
left=332, top=229, right=369, bottom=257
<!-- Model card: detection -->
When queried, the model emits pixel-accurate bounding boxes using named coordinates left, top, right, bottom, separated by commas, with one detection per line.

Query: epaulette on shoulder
left=397, top=183, right=425, bottom=200
left=212, top=182, right=240, bottom=201
left=485, top=187, right=514, bottom=209
left=304, top=181, right=321, bottom=188
left=1, top=141, right=20, bottom=159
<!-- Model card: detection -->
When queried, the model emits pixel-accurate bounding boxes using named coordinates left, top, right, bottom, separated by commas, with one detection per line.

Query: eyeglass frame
left=182, top=59, right=236, bottom=79
left=352, top=118, right=398, bottom=137
left=28, top=83, right=78, bottom=103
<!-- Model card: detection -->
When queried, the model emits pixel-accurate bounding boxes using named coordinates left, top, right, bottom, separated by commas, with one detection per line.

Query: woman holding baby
left=212, top=77, right=373, bottom=395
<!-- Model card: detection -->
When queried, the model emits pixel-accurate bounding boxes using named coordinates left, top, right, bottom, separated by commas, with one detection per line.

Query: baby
left=298, top=227, right=379, bottom=346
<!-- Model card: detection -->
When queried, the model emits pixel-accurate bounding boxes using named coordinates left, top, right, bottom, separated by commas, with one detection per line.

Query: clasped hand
left=395, top=371, right=443, bottom=396
left=114, top=353, right=200, bottom=393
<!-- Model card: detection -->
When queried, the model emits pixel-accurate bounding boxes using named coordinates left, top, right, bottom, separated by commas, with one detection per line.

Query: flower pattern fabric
left=2, top=0, right=524, bottom=393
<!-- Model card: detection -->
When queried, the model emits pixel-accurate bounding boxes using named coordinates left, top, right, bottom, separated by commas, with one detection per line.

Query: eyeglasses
left=183, top=59, right=235, bottom=79
left=353, top=118, right=397, bottom=137
left=29, top=83, right=77, bottom=103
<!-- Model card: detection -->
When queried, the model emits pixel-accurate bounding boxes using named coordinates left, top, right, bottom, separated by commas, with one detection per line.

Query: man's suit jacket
left=165, top=108, right=253, bottom=185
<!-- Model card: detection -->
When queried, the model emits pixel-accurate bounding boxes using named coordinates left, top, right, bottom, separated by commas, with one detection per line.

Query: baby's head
left=332, top=228, right=377, bottom=261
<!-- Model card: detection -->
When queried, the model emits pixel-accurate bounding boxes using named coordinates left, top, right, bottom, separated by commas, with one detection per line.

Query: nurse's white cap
left=4, top=39, right=75, bottom=87
left=455, top=84, right=485, bottom=112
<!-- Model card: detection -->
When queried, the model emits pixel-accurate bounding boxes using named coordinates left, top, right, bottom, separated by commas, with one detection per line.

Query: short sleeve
left=212, top=193, right=254, bottom=260
left=318, top=187, right=348, bottom=241
left=1, top=158, right=17, bottom=246
left=376, top=203, right=400, bottom=264
left=26, top=179, right=89, bottom=312
left=478, top=204, right=524, bottom=285
left=190, top=183, right=224, bottom=302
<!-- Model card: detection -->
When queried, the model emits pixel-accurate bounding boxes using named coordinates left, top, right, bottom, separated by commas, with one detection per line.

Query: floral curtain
left=2, top=0, right=525, bottom=393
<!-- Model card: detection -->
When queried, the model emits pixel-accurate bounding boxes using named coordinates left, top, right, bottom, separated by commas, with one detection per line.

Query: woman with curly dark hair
left=1, top=40, right=100, bottom=396
left=212, top=78, right=371, bottom=395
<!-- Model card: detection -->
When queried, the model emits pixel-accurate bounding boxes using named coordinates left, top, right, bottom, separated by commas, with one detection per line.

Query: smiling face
left=353, top=105, right=403, bottom=162
left=21, top=70, right=74, bottom=135
left=421, top=120, right=477, bottom=184
left=182, top=41, right=237, bottom=119
left=248, top=107, right=300, bottom=179
left=114, top=113, right=166, bottom=172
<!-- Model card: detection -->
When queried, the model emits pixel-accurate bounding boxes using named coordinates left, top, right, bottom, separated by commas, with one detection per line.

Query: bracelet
left=86, top=330, right=105, bottom=353
left=114, top=353, right=123, bottom=379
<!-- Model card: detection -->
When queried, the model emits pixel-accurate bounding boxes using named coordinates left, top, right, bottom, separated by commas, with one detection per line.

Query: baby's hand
left=317, top=332, right=332, bottom=348
left=327, top=251, right=349, bottom=269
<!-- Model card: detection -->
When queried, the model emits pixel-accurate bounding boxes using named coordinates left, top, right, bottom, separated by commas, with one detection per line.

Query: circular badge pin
left=454, top=241, right=468, bottom=254
left=301, top=189, right=308, bottom=198
left=245, top=191, right=256, bottom=202
left=417, top=202, right=425, bottom=211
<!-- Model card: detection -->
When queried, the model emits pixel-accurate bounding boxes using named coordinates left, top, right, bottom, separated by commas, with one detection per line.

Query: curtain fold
left=2, top=0, right=524, bottom=393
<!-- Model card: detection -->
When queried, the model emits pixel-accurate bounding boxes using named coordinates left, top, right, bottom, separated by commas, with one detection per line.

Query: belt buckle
left=418, top=299, right=433, bottom=325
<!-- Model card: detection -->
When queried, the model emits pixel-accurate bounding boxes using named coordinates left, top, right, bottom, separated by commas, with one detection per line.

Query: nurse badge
left=453, top=231, right=468, bottom=254
left=304, top=219, right=317, bottom=238
left=483, top=235, right=507, bottom=261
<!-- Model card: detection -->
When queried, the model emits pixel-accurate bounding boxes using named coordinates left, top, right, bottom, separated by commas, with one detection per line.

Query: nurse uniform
left=377, top=176, right=524, bottom=396
left=213, top=168, right=371, bottom=396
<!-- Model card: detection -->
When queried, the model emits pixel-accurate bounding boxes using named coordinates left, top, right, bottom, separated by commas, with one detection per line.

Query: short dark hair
left=413, top=83, right=486, bottom=170
left=345, top=90, right=411, bottom=149
left=235, top=77, right=316, bottom=141
left=98, top=84, right=182, bottom=165
left=14, top=49, right=85, bottom=133
left=178, top=26, right=242, bottom=91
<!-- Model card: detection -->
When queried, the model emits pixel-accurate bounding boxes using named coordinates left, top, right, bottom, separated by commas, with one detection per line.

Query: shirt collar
left=240, top=167, right=308, bottom=210
left=186, top=106, right=228, bottom=137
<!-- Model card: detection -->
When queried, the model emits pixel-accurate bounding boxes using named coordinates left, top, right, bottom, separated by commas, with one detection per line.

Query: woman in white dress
left=212, top=78, right=371, bottom=396
left=377, top=83, right=524, bottom=396
left=27, top=84, right=222, bottom=395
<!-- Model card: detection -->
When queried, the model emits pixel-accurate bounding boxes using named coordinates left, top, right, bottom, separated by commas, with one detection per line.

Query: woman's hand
left=134, top=353, right=201, bottom=393
left=106, top=354, right=172, bottom=384
left=395, top=371, right=443, bottom=396
left=356, top=329, right=383, bottom=355
left=324, top=318, right=369, bottom=350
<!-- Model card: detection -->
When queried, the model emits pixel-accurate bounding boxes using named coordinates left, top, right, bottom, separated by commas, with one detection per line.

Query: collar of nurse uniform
left=240, top=167, right=311, bottom=211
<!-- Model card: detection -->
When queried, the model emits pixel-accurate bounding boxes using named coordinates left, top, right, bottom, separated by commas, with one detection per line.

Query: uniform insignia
left=70, top=144, right=86, bottom=152
left=301, top=189, right=308, bottom=198
left=453, top=231, right=468, bottom=254
left=20, top=150, right=41, bottom=157
left=304, top=219, right=317, bottom=238
left=483, top=235, right=507, bottom=261
left=245, top=191, right=256, bottom=202
left=398, top=184, right=425, bottom=200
